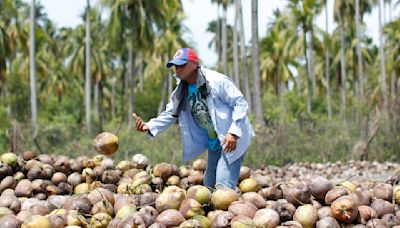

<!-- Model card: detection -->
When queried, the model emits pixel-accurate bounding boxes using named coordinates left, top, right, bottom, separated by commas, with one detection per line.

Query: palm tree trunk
left=94, top=81, right=98, bottom=118
left=378, top=0, right=388, bottom=111
left=124, top=67, right=129, bottom=126
left=30, top=0, right=38, bottom=136
left=6, top=79, right=11, bottom=117
left=158, top=72, right=169, bottom=115
left=309, top=31, right=316, bottom=97
left=138, top=57, right=144, bottom=93
left=98, top=80, right=104, bottom=133
left=388, top=0, right=395, bottom=101
left=233, top=0, right=240, bottom=89
left=391, top=70, right=396, bottom=99
left=111, top=76, right=116, bottom=118
left=85, top=0, right=91, bottom=133
left=216, top=4, right=222, bottom=64
left=339, top=14, right=347, bottom=119
left=325, top=0, right=332, bottom=119
left=120, top=58, right=127, bottom=121
left=222, top=3, right=227, bottom=74
left=352, top=57, right=357, bottom=99
left=168, top=68, right=173, bottom=96
left=297, top=73, right=302, bottom=96
left=356, top=0, right=364, bottom=100
left=274, top=69, right=279, bottom=96
left=238, top=0, right=252, bottom=112
left=302, top=25, right=312, bottom=113
left=251, top=0, right=265, bottom=127
left=128, top=48, right=136, bottom=127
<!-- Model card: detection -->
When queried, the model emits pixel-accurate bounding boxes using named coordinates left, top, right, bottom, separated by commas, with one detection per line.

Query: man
left=132, top=48, right=254, bottom=190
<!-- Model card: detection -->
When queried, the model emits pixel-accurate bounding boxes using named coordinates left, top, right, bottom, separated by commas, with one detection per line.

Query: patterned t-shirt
left=187, top=83, right=222, bottom=152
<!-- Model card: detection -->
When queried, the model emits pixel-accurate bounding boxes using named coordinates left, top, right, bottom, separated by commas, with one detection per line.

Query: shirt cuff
left=228, top=124, right=242, bottom=138
left=146, top=130, right=154, bottom=139
left=146, top=122, right=156, bottom=138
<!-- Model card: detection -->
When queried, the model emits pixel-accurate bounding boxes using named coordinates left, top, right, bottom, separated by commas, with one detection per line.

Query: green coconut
left=187, top=185, right=212, bottom=205
left=211, top=187, right=239, bottom=210
left=1, top=153, right=18, bottom=167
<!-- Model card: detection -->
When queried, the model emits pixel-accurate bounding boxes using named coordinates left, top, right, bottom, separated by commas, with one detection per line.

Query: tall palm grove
left=0, top=0, right=399, bottom=167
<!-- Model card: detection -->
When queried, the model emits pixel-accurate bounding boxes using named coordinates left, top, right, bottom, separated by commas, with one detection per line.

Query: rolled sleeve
left=145, top=90, right=178, bottom=138
left=228, top=123, right=243, bottom=138
left=219, top=77, right=249, bottom=138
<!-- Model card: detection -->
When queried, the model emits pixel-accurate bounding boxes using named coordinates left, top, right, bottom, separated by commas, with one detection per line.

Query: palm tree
left=233, top=0, right=240, bottom=88
left=384, top=18, right=399, bottom=100
left=324, top=0, right=332, bottom=119
left=37, top=24, right=69, bottom=103
left=334, top=0, right=349, bottom=118
left=150, top=3, right=187, bottom=114
left=0, top=0, right=19, bottom=114
left=221, top=0, right=228, bottom=74
left=288, top=0, right=321, bottom=113
left=5, top=1, right=51, bottom=122
left=207, top=19, right=223, bottom=65
left=0, top=1, right=12, bottom=95
left=378, top=0, right=388, bottom=111
left=355, top=0, right=364, bottom=100
left=101, top=0, right=167, bottom=127
left=237, top=0, right=252, bottom=111
left=29, top=0, right=38, bottom=135
left=260, top=10, right=297, bottom=97
left=251, top=0, right=265, bottom=127
left=211, top=0, right=232, bottom=74
left=384, top=0, right=396, bottom=98
left=85, top=0, right=91, bottom=133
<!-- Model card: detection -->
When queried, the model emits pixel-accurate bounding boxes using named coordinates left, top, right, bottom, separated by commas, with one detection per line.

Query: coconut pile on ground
left=0, top=151, right=400, bottom=228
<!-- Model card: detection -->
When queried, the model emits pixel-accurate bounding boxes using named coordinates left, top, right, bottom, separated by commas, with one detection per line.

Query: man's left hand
left=221, top=133, right=238, bottom=153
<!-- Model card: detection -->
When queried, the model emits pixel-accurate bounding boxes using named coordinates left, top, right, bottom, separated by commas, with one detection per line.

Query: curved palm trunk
left=325, top=0, right=332, bottom=119
left=378, top=0, right=388, bottom=111
left=222, top=3, right=227, bottom=74
left=238, top=0, right=252, bottom=112
left=233, top=0, right=240, bottom=88
left=85, top=0, right=91, bottom=133
left=30, top=0, right=38, bottom=136
left=251, top=0, right=265, bottom=127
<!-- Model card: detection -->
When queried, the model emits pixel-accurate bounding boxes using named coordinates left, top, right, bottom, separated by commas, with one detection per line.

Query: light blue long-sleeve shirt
left=146, top=66, right=255, bottom=164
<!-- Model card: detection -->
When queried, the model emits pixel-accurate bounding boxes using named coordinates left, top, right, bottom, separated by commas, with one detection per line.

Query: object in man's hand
left=93, top=132, right=119, bottom=156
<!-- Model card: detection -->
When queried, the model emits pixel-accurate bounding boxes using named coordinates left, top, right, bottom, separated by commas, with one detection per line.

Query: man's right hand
left=132, top=113, right=149, bottom=132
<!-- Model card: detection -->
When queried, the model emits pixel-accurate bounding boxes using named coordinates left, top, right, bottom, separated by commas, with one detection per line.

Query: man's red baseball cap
left=166, top=48, right=198, bottom=68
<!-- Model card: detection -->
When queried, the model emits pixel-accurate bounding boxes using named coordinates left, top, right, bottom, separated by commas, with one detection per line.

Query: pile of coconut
left=0, top=149, right=400, bottom=227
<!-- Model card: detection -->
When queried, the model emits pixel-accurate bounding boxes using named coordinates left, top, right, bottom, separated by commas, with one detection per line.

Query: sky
left=32, top=0, right=399, bottom=67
